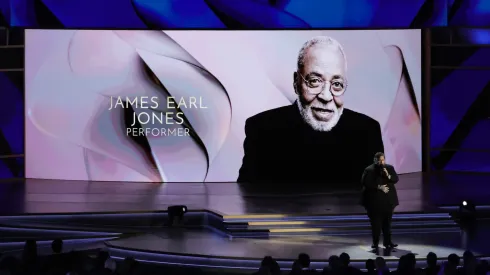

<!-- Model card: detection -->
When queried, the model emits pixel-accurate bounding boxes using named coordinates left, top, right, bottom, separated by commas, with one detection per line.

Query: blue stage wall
left=0, top=0, right=451, bottom=28
left=0, top=0, right=487, bottom=29
left=430, top=28, right=490, bottom=173
left=1, top=0, right=490, bottom=178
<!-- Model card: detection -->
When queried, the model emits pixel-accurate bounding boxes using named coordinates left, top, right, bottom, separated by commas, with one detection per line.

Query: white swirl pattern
left=25, top=30, right=421, bottom=182
left=27, top=30, right=231, bottom=182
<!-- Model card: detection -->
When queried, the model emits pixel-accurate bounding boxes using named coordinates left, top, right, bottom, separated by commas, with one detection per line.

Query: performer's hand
left=378, top=185, right=389, bottom=193
left=383, top=168, right=389, bottom=176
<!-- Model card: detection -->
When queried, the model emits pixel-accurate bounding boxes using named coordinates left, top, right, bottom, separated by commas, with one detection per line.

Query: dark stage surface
left=1, top=173, right=430, bottom=215
left=107, top=227, right=486, bottom=262
left=1, top=210, right=488, bottom=270
left=0, top=172, right=489, bottom=270
left=1, top=172, right=490, bottom=215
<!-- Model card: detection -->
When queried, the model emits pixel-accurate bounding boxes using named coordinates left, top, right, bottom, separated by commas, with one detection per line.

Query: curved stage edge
left=0, top=210, right=488, bottom=271
left=1, top=173, right=490, bottom=270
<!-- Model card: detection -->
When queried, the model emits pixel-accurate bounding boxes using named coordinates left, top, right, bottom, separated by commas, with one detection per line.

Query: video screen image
left=25, top=30, right=422, bottom=184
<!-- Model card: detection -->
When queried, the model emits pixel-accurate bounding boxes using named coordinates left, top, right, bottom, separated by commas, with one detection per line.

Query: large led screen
left=25, top=30, right=422, bottom=184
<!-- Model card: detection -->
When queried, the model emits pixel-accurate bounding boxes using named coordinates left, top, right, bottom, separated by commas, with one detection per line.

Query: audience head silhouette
left=448, top=253, right=461, bottom=267
left=298, top=253, right=311, bottom=269
left=427, top=252, right=438, bottom=267
left=365, top=259, right=375, bottom=272
left=257, top=256, right=280, bottom=275
left=51, top=239, right=63, bottom=254
left=375, top=256, right=387, bottom=270
left=339, top=252, right=350, bottom=267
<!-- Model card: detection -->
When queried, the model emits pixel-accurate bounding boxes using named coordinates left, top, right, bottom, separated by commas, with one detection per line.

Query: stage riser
left=0, top=225, right=120, bottom=242
left=222, top=213, right=452, bottom=223
left=0, top=227, right=113, bottom=236
left=269, top=228, right=462, bottom=237
left=226, top=227, right=459, bottom=235
left=0, top=212, right=206, bottom=227
left=225, top=217, right=452, bottom=226
left=226, top=221, right=457, bottom=230
left=0, top=212, right=458, bottom=241
left=0, top=235, right=117, bottom=242
left=221, top=213, right=458, bottom=237
left=230, top=228, right=462, bottom=238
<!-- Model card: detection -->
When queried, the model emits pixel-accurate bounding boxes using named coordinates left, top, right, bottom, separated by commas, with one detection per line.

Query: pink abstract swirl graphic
left=27, top=30, right=232, bottom=182
left=382, top=45, right=421, bottom=172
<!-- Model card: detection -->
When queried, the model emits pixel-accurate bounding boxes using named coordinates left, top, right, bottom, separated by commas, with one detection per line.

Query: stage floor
left=106, top=227, right=486, bottom=263
left=1, top=172, right=489, bottom=216
left=0, top=173, right=428, bottom=215
left=0, top=171, right=489, bottom=270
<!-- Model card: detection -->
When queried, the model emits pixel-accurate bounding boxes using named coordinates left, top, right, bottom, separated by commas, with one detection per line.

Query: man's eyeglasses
left=298, top=73, right=347, bottom=96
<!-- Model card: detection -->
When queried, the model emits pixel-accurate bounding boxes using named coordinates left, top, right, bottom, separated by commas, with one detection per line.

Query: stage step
left=221, top=212, right=459, bottom=237
left=225, top=224, right=460, bottom=238
left=222, top=213, right=452, bottom=223
left=226, top=219, right=457, bottom=230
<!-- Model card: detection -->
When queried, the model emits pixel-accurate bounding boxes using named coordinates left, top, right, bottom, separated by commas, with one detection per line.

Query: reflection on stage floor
left=0, top=173, right=428, bottom=215
left=107, top=227, right=486, bottom=263
left=1, top=172, right=489, bottom=215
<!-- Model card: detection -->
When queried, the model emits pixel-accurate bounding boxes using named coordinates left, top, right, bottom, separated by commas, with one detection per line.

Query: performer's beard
left=296, top=99, right=343, bottom=132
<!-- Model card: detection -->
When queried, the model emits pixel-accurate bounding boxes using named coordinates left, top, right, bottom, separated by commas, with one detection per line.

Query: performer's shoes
left=371, top=244, right=379, bottom=249
left=383, top=243, right=398, bottom=249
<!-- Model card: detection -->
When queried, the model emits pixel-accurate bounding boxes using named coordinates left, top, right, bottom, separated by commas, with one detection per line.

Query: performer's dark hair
left=374, top=152, right=384, bottom=162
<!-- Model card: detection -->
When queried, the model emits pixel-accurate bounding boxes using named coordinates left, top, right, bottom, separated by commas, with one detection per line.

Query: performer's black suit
left=361, top=163, right=399, bottom=246
left=237, top=103, right=384, bottom=186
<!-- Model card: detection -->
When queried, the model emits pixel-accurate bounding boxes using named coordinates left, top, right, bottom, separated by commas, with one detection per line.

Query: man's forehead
left=305, top=44, right=343, bottom=61
left=302, top=45, right=345, bottom=74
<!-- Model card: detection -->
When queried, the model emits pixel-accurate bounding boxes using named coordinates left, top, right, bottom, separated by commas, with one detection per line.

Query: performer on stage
left=361, top=152, right=399, bottom=249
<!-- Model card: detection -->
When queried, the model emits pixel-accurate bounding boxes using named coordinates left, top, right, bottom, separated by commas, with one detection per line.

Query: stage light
left=167, top=205, right=187, bottom=226
left=459, top=200, right=475, bottom=213
left=458, top=200, right=476, bottom=230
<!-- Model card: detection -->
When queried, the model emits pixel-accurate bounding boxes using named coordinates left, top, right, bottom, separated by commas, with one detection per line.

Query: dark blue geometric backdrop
left=0, top=0, right=486, bottom=29
left=0, top=28, right=23, bottom=179
left=0, top=70, right=24, bottom=178
left=1, top=0, right=490, bottom=179
left=0, top=0, right=489, bottom=29
left=430, top=28, right=490, bottom=172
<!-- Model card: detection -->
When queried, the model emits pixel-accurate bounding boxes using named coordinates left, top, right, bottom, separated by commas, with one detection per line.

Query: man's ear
left=293, top=72, right=299, bottom=95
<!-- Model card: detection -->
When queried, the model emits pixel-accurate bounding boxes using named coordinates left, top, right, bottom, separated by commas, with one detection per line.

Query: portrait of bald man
left=237, top=36, right=384, bottom=186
